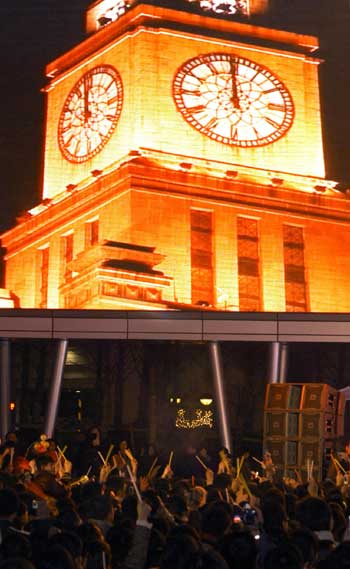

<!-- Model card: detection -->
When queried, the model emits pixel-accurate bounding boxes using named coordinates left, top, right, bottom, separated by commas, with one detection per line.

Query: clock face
left=58, top=65, right=123, bottom=163
left=173, top=53, right=294, bottom=147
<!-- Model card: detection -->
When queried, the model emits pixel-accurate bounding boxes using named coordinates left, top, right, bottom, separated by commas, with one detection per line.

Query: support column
left=268, top=342, right=288, bottom=384
left=278, top=343, right=288, bottom=384
left=44, top=339, right=68, bottom=438
left=268, top=341, right=281, bottom=384
left=209, top=341, right=232, bottom=454
left=0, top=340, right=11, bottom=441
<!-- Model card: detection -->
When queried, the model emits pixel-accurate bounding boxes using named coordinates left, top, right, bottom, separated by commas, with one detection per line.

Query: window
left=237, top=217, right=261, bottom=311
left=61, top=233, right=74, bottom=282
left=39, top=247, right=49, bottom=308
left=191, top=210, right=214, bottom=306
left=85, top=219, right=99, bottom=248
left=283, top=225, right=307, bottom=312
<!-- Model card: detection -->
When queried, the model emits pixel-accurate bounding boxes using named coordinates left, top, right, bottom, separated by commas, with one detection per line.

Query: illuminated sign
left=186, top=0, right=249, bottom=16
left=176, top=408, right=214, bottom=429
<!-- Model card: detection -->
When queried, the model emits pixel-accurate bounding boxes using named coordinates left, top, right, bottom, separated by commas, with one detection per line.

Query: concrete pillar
left=209, top=341, right=232, bottom=454
left=268, top=341, right=281, bottom=384
left=0, top=340, right=11, bottom=441
left=278, top=342, right=288, bottom=384
left=44, top=339, right=68, bottom=437
left=268, top=342, right=288, bottom=384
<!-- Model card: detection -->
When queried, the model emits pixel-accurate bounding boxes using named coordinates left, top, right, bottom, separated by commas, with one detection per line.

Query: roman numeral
left=181, top=88, right=201, bottom=96
left=267, top=103, right=285, bottom=112
left=262, top=87, right=279, bottom=95
left=230, top=125, right=238, bottom=140
left=188, top=105, right=206, bottom=114
left=264, top=116, right=281, bottom=130
left=207, top=62, right=218, bottom=74
left=107, top=95, right=119, bottom=105
left=206, top=117, right=219, bottom=130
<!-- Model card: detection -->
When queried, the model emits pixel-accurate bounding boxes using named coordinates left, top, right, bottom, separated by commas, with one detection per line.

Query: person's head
left=34, top=471, right=67, bottom=500
left=148, top=444, right=156, bottom=456
left=289, top=528, right=318, bottom=568
left=0, top=488, right=20, bottom=519
left=84, top=495, right=114, bottom=523
left=167, top=524, right=200, bottom=544
left=106, top=521, right=134, bottom=565
left=121, top=494, right=138, bottom=523
left=87, top=427, right=101, bottom=447
left=79, top=481, right=102, bottom=504
left=0, top=533, right=32, bottom=561
left=75, top=522, right=105, bottom=557
left=85, top=539, right=111, bottom=569
left=0, top=560, right=35, bottom=569
left=215, top=474, right=232, bottom=491
left=16, top=500, right=30, bottom=528
left=13, top=457, right=31, bottom=477
left=202, top=501, right=232, bottom=542
left=164, top=548, right=228, bottom=569
left=160, top=534, right=200, bottom=569
left=188, top=486, right=207, bottom=510
left=285, top=491, right=297, bottom=521
left=35, top=545, right=76, bottom=569
left=167, top=495, right=189, bottom=523
left=261, top=487, right=286, bottom=510
left=328, top=502, right=347, bottom=542
left=262, top=501, right=288, bottom=535
left=146, top=527, right=167, bottom=569
left=46, top=439, right=57, bottom=452
left=219, top=529, right=257, bottom=569
left=119, top=440, right=128, bottom=452
left=36, top=454, right=55, bottom=474
left=321, top=542, right=350, bottom=569
left=295, top=496, right=332, bottom=532
left=105, top=476, right=127, bottom=503
left=199, top=446, right=209, bottom=458
left=263, top=542, right=304, bottom=569
left=49, top=532, right=84, bottom=569
left=5, top=432, right=17, bottom=446
left=218, top=447, right=229, bottom=460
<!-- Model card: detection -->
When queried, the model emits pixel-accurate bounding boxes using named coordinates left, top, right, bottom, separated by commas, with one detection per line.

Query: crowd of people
left=0, top=427, right=349, bottom=569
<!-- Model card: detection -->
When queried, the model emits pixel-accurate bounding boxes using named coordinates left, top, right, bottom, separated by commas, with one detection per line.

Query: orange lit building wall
left=3, top=159, right=350, bottom=311
left=2, top=3, right=350, bottom=312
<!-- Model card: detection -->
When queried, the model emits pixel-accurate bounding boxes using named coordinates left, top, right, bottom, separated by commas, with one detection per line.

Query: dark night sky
left=1, top=0, right=350, bottom=238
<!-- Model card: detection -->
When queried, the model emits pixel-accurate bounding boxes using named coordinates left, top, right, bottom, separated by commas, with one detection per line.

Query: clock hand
left=84, top=76, right=90, bottom=123
left=230, top=58, right=240, bottom=110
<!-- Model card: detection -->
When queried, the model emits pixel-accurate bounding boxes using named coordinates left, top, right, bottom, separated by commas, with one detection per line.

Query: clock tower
left=2, top=0, right=350, bottom=312
left=42, top=0, right=324, bottom=200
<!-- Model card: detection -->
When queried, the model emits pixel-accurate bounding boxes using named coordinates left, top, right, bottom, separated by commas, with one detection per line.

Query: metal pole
left=44, top=339, right=68, bottom=438
left=278, top=342, right=288, bottom=384
left=0, top=340, right=11, bottom=441
left=209, top=341, right=232, bottom=454
left=268, top=342, right=281, bottom=384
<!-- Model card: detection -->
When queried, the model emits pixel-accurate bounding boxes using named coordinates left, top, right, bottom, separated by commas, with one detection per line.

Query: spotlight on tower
left=91, top=169, right=103, bottom=178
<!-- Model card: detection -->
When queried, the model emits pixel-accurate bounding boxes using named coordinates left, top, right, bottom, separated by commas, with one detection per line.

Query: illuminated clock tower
left=2, top=0, right=350, bottom=312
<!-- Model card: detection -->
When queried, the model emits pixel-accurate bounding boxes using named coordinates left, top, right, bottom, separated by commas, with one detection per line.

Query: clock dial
left=173, top=53, right=294, bottom=147
left=58, top=65, right=123, bottom=163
